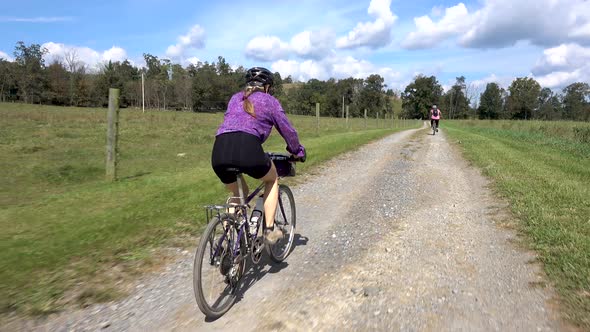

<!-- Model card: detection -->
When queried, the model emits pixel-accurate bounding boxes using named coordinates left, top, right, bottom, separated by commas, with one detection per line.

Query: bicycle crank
left=251, top=237, right=264, bottom=264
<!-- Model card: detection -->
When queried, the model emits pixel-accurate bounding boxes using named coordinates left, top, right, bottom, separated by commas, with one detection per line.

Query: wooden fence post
left=316, top=102, right=320, bottom=135
left=346, top=105, right=349, bottom=129
left=364, top=109, right=367, bottom=129
left=106, top=88, right=120, bottom=182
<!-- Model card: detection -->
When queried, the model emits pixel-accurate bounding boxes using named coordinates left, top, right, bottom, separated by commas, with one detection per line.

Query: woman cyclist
left=211, top=67, right=306, bottom=245
left=430, top=105, right=442, bottom=132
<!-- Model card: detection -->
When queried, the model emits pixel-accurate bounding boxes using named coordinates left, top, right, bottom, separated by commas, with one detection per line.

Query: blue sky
left=1, top=0, right=589, bottom=92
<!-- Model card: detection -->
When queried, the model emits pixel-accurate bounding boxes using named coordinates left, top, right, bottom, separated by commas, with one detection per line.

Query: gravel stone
left=4, top=124, right=568, bottom=332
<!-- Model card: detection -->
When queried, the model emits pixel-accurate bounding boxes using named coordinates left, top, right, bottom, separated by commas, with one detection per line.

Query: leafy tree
left=357, top=74, right=386, bottom=118
left=443, top=76, right=470, bottom=119
left=0, top=59, right=17, bottom=102
left=401, top=75, right=443, bottom=119
left=272, top=71, right=284, bottom=99
left=192, top=61, right=217, bottom=111
left=537, top=87, right=562, bottom=120
left=337, top=77, right=362, bottom=117
left=507, top=77, right=541, bottom=119
left=562, top=82, right=590, bottom=121
left=478, top=82, right=503, bottom=119
left=13, top=41, right=47, bottom=103
left=45, top=60, right=69, bottom=105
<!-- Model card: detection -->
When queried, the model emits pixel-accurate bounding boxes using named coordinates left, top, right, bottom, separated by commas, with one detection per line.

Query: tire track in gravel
left=8, top=125, right=568, bottom=331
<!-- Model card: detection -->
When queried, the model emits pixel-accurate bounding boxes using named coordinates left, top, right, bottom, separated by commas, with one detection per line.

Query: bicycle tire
left=193, top=213, right=242, bottom=318
left=267, top=184, right=296, bottom=263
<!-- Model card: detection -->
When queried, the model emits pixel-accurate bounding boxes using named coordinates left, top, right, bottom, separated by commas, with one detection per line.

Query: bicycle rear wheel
left=193, top=213, right=243, bottom=318
left=268, top=184, right=296, bottom=263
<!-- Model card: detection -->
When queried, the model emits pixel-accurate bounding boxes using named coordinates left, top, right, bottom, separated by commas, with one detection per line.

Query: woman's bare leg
left=260, top=162, right=279, bottom=228
left=225, top=177, right=249, bottom=205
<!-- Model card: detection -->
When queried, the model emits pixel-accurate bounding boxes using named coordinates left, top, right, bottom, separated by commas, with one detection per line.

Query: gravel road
left=8, top=124, right=568, bottom=331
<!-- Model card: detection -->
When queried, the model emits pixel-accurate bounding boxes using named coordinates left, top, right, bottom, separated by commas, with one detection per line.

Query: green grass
left=0, top=102, right=420, bottom=315
left=445, top=120, right=590, bottom=328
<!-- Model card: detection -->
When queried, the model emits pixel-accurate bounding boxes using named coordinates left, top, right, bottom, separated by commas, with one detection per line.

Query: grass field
left=0, top=102, right=420, bottom=315
left=445, top=120, right=590, bottom=328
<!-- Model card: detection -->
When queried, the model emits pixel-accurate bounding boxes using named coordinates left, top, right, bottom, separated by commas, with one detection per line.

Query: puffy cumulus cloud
left=165, top=24, right=205, bottom=59
left=403, top=0, right=590, bottom=50
left=271, top=55, right=404, bottom=89
left=0, top=50, right=12, bottom=61
left=336, top=0, right=397, bottom=49
left=402, top=3, right=471, bottom=49
left=245, top=36, right=290, bottom=61
left=102, top=46, right=128, bottom=63
left=245, top=30, right=335, bottom=61
left=42, top=42, right=100, bottom=66
left=532, top=43, right=590, bottom=88
left=532, top=43, right=590, bottom=76
left=460, top=0, right=590, bottom=48
left=41, top=42, right=130, bottom=70
left=271, top=59, right=329, bottom=81
left=290, top=30, right=335, bottom=59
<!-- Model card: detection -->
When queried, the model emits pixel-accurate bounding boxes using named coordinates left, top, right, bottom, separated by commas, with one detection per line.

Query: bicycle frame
left=204, top=175, right=265, bottom=263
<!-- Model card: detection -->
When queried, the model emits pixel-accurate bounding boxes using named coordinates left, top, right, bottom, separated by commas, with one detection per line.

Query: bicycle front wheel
left=193, top=213, right=243, bottom=318
left=268, top=184, right=296, bottom=262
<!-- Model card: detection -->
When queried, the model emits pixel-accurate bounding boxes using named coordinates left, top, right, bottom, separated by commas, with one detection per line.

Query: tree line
left=1, top=41, right=588, bottom=121
left=401, top=75, right=589, bottom=121
left=0, top=42, right=397, bottom=118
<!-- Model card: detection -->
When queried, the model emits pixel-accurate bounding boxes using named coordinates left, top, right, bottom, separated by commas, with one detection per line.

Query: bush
left=573, top=126, right=590, bottom=144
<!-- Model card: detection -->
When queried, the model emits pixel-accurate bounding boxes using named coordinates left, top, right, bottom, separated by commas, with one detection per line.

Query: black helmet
left=246, top=67, right=274, bottom=87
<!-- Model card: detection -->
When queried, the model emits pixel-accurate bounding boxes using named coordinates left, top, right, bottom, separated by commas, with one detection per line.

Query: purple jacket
left=216, top=91, right=305, bottom=158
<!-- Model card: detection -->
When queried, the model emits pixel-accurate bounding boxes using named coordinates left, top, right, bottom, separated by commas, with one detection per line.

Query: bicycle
left=431, top=120, right=439, bottom=135
left=193, top=153, right=299, bottom=319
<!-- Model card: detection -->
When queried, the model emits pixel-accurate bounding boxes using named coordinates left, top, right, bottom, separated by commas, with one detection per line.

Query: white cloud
left=403, top=0, right=590, bottom=50
left=462, top=0, right=590, bottom=48
left=184, top=56, right=201, bottom=66
left=402, top=3, right=471, bottom=49
left=0, top=16, right=73, bottom=23
left=245, top=29, right=335, bottom=61
left=41, top=42, right=131, bottom=70
left=245, top=36, right=290, bottom=61
left=271, top=55, right=404, bottom=89
left=470, top=74, right=500, bottom=88
left=290, top=30, right=335, bottom=59
left=43, top=42, right=100, bottom=66
left=532, top=43, right=590, bottom=88
left=0, top=50, right=12, bottom=61
left=165, top=24, right=205, bottom=59
left=336, top=0, right=397, bottom=49
left=244, top=0, right=396, bottom=61
left=102, top=46, right=128, bottom=63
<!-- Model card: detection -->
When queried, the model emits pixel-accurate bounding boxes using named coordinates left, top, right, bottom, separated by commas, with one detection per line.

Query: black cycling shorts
left=211, top=131, right=271, bottom=184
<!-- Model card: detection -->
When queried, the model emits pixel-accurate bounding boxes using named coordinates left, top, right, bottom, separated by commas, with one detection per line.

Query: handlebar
left=267, top=152, right=306, bottom=163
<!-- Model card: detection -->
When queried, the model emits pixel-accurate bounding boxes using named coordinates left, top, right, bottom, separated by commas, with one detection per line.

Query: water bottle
left=249, top=197, right=263, bottom=233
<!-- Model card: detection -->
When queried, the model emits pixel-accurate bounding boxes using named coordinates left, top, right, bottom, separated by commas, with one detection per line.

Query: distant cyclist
left=211, top=67, right=306, bottom=245
left=430, top=105, right=442, bottom=132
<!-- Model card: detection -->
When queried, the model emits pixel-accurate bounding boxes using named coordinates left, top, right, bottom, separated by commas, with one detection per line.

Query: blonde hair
left=242, top=85, right=266, bottom=118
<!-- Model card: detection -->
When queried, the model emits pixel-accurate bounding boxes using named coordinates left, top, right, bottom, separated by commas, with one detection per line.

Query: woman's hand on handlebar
left=287, top=145, right=307, bottom=163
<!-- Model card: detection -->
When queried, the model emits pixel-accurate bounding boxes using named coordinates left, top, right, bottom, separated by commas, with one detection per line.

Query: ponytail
left=242, top=85, right=265, bottom=118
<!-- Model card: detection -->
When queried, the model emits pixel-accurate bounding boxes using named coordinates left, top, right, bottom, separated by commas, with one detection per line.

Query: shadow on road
left=203, top=233, right=309, bottom=322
